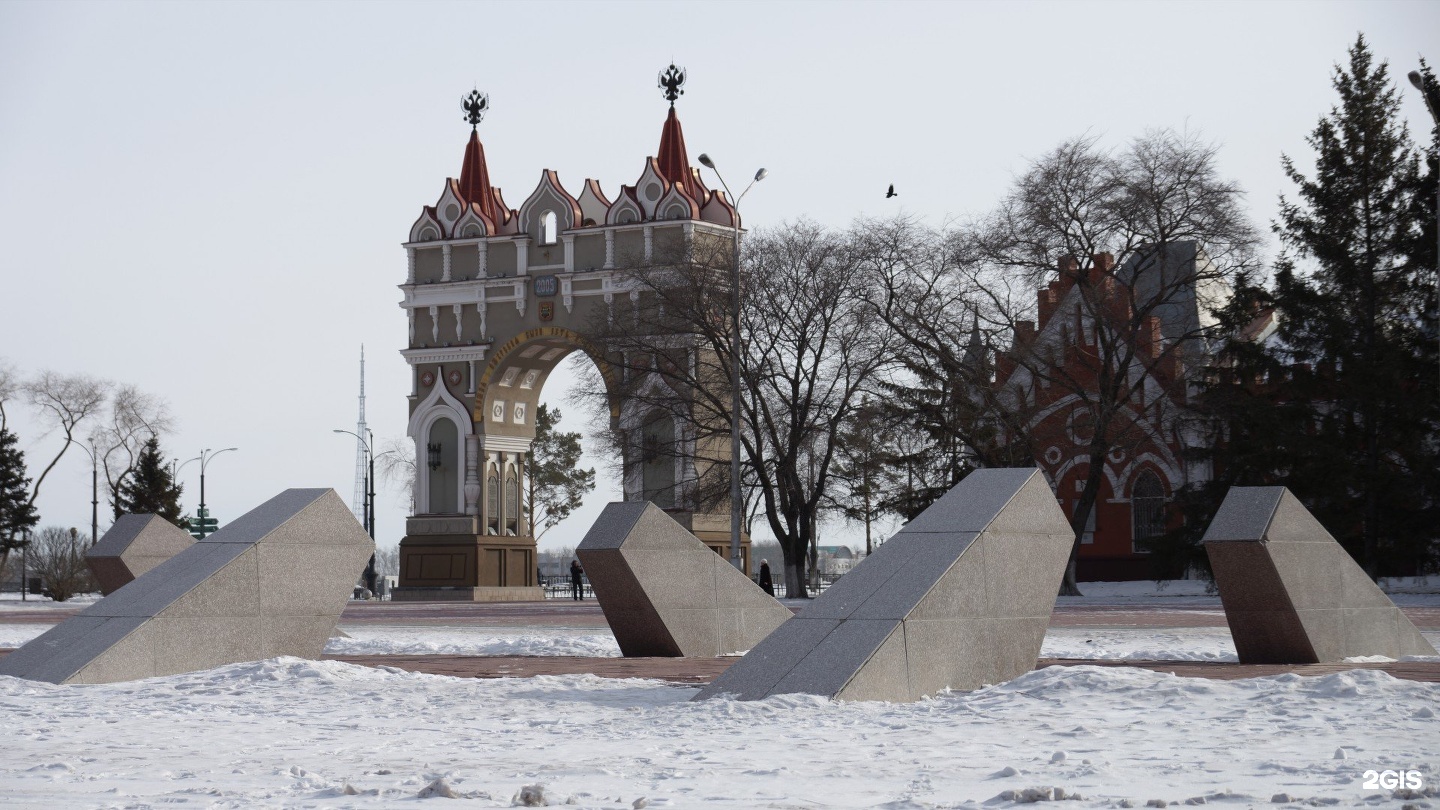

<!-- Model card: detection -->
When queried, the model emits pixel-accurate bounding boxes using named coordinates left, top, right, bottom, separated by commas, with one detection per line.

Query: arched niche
left=406, top=366, right=475, bottom=516
left=640, top=410, right=677, bottom=509
left=426, top=417, right=461, bottom=513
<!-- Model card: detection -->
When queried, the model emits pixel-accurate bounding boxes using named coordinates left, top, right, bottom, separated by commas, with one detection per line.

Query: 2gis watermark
left=1361, top=769, right=1425, bottom=791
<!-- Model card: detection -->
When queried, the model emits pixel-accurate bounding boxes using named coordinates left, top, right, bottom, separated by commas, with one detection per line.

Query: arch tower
left=394, top=73, right=748, bottom=601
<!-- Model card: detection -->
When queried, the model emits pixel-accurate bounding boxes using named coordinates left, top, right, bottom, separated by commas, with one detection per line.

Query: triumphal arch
left=393, top=69, right=749, bottom=601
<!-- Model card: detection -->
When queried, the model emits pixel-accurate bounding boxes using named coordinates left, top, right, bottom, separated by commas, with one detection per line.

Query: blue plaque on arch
left=534, top=275, right=559, bottom=297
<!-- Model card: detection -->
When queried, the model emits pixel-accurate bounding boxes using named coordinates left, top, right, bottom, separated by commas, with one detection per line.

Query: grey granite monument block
left=1202, top=486, right=1435, bottom=664
left=0, top=489, right=373, bottom=684
left=85, top=514, right=196, bottom=595
left=576, top=502, right=792, bottom=657
left=694, top=468, right=1073, bottom=702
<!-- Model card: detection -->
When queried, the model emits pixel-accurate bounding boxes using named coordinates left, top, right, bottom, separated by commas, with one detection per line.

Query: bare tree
left=579, top=220, right=894, bottom=597
left=28, top=526, right=96, bottom=602
left=0, top=358, right=19, bottom=434
left=860, top=216, right=1042, bottom=519
left=374, top=544, right=400, bottom=580
left=376, top=437, right=417, bottom=514
left=23, top=372, right=110, bottom=508
left=969, top=130, right=1259, bottom=594
left=89, top=384, right=175, bottom=517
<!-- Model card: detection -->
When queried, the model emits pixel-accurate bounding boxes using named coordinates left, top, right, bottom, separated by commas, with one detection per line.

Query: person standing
left=570, top=559, right=585, bottom=601
left=758, top=559, right=774, bottom=596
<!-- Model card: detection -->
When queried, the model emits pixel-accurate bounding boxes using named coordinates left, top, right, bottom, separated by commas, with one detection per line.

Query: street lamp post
left=333, top=429, right=378, bottom=596
left=696, top=153, right=767, bottom=573
left=68, top=438, right=100, bottom=545
left=1407, top=69, right=1440, bottom=389
left=197, top=447, right=238, bottom=533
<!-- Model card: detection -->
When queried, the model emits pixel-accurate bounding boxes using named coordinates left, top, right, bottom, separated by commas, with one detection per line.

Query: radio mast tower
left=351, top=346, right=369, bottom=526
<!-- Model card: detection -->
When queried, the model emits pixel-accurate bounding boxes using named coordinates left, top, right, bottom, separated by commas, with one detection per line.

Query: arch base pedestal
left=393, top=516, right=543, bottom=602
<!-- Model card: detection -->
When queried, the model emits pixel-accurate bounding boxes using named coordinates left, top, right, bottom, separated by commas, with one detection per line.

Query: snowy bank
left=1, top=657, right=1436, bottom=808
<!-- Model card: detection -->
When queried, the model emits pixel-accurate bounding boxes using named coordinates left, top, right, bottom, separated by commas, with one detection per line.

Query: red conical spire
left=655, top=106, right=694, bottom=196
left=458, top=129, right=498, bottom=223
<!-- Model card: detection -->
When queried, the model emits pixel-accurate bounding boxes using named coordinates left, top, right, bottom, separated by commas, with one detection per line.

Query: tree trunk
left=1061, top=447, right=1108, bottom=597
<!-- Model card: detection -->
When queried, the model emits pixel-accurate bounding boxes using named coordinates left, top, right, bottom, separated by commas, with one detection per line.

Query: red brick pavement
left=322, top=653, right=1440, bottom=685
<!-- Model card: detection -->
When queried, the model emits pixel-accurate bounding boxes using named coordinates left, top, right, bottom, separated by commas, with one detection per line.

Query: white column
left=643, top=225, right=654, bottom=262
left=562, top=235, right=575, bottom=272
left=604, top=229, right=615, bottom=269
left=441, top=244, right=452, bottom=282
left=406, top=247, right=416, bottom=284
left=464, top=434, right=480, bottom=516
left=429, top=306, right=439, bottom=343
left=477, top=240, right=489, bottom=278
left=516, top=239, right=530, bottom=276
left=467, top=359, right=477, bottom=395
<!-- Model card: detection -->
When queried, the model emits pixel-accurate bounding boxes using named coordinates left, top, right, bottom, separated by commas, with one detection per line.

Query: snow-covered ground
left=2, top=657, right=1437, bottom=808
left=3, top=583, right=1437, bottom=807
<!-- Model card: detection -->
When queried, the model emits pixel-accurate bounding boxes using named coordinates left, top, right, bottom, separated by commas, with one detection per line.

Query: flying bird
left=886, top=184, right=897, bottom=199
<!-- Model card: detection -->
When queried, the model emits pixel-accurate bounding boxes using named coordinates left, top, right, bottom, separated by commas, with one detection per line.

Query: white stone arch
left=407, top=366, right=474, bottom=515
left=1115, top=451, right=1182, bottom=501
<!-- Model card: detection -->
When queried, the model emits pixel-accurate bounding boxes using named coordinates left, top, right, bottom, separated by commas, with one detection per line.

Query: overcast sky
left=1, top=0, right=1436, bottom=554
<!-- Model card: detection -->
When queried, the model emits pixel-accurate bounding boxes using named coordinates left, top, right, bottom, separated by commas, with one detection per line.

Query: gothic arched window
left=539, top=210, right=558, bottom=245
left=505, top=475, right=520, bottom=535
left=1131, top=471, right=1166, bottom=553
left=486, top=472, right=499, bottom=535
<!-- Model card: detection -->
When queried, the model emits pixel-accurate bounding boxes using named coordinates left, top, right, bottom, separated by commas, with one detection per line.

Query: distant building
left=992, top=246, right=1234, bottom=581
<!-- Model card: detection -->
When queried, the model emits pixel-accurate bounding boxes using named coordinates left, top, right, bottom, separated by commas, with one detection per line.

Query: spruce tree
left=0, top=427, right=40, bottom=553
left=525, top=405, right=595, bottom=540
left=114, top=436, right=184, bottom=524
left=1196, top=36, right=1439, bottom=577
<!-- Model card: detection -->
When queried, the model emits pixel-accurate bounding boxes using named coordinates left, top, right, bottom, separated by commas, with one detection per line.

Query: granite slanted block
left=1202, top=486, right=1437, bottom=663
left=696, top=468, right=1073, bottom=702
left=84, top=514, right=196, bottom=595
left=576, top=501, right=791, bottom=657
left=0, top=489, right=373, bottom=684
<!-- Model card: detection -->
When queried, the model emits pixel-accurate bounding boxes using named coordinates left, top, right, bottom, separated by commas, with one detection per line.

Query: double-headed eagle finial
left=658, top=64, right=686, bottom=107
left=462, top=88, right=489, bottom=131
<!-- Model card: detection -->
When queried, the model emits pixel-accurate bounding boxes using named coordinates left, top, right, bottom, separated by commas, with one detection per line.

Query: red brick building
left=994, top=247, right=1222, bottom=581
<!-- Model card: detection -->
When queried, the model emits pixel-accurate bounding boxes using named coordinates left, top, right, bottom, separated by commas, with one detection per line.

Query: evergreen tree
left=114, top=436, right=184, bottom=524
left=0, top=427, right=40, bottom=555
left=525, top=405, right=595, bottom=540
left=1193, top=37, right=1439, bottom=577
left=829, top=399, right=897, bottom=556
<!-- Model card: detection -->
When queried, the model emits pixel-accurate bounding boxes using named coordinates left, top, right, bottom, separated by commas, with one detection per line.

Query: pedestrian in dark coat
left=570, top=559, right=585, bottom=601
left=758, top=559, right=775, bottom=596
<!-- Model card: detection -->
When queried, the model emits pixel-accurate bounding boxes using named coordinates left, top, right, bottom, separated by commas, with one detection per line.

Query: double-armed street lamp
left=333, top=428, right=378, bottom=595
left=66, top=437, right=100, bottom=545
left=1407, top=69, right=1440, bottom=388
left=195, top=447, right=237, bottom=537
left=696, top=153, right=767, bottom=573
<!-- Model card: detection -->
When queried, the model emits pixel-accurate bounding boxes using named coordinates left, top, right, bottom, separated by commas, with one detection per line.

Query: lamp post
left=67, top=438, right=100, bottom=545
left=197, top=447, right=238, bottom=531
left=1407, top=69, right=1440, bottom=389
left=172, top=454, right=201, bottom=492
left=333, top=429, right=378, bottom=595
left=696, top=153, right=767, bottom=573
